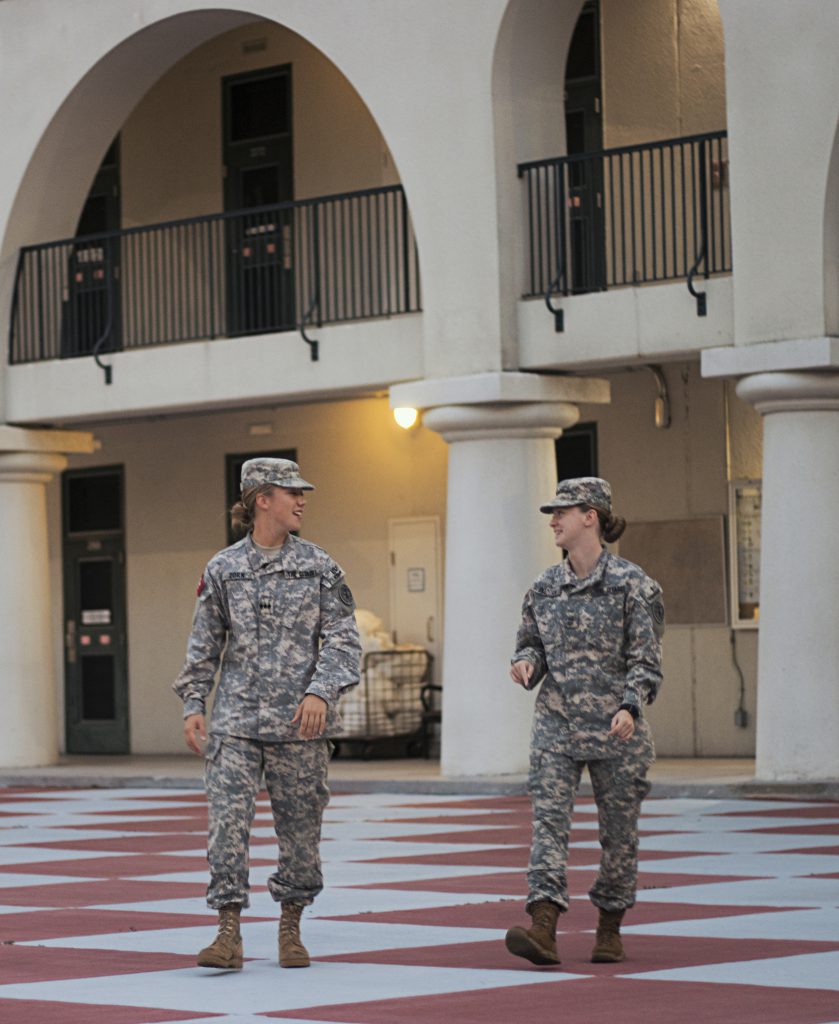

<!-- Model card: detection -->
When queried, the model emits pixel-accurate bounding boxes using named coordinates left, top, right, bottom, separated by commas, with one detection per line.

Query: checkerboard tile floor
left=1, top=786, right=838, bottom=1023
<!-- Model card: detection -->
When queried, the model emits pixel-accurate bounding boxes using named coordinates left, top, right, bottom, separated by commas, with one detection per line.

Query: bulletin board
left=617, top=516, right=728, bottom=626
left=728, top=479, right=761, bottom=629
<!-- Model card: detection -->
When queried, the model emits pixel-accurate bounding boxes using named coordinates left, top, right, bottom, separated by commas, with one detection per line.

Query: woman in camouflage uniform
left=174, top=457, right=361, bottom=971
left=505, top=477, right=664, bottom=966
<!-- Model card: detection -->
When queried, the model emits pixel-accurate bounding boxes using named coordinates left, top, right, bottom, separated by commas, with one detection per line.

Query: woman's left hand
left=608, top=708, right=635, bottom=741
left=292, top=694, right=328, bottom=739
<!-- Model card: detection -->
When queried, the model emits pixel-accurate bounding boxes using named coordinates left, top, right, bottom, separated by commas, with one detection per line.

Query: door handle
left=65, top=619, right=77, bottom=664
left=426, top=616, right=434, bottom=643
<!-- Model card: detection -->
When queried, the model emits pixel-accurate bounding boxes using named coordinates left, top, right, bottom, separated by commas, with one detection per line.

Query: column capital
left=0, top=450, right=68, bottom=483
left=423, top=401, right=579, bottom=441
left=390, top=371, right=610, bottom=411
left=735, top=370, right=839, bottom=414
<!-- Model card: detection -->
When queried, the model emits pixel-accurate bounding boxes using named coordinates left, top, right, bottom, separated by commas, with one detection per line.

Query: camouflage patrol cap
left=540, top=476, right=612, bottom=514
left=241, top=457, right=314, bottom=492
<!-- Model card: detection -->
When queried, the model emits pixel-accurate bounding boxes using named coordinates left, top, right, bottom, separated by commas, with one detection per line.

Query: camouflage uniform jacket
left=173, top=533, right=361, bottom=741
left=513, top=549, right=664, bottom=760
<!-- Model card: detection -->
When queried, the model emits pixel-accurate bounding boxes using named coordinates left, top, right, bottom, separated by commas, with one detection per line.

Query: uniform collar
left=246, top=532, right=298, bottom=571
left=558, top=546, right=609, bottom=590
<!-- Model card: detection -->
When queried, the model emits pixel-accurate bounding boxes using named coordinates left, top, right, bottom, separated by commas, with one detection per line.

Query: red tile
left=11, top=835, right=208, bottom=854
left=321, top=899, right=797, bottom=931
left=375, top=828, right=543, bottom=846
left=377, top=813, right=534, bottom=827
left=92, top=806, right=207, bottom=817
left=265, top=977, right=839, bottom=1024
left=0, top=908, right=215, bottom=943
left=0, top=944, right=198, bottom=982
left=315, top=933, right=839, bottom=973
left=358, top=846, right=686, bottom=869
left=0, top=854, right=219, bottom=878
left=359, top=846, right=529, bottom=868
left=0, top=879, right=207, bottom=908
left=351, top=871, right=761, bottom=896
left=0, top=999, right=210, bottom=1024
left=718, top=804, right=839, bottom=818
left=122, top=793, right=207, bottom=803
left=60, top=818, right=209, bottom=834
left=757, top=823, right=839, bottom=836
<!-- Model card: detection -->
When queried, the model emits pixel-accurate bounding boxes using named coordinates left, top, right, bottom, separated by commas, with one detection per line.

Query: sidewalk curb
left=1, top=772, right=837, bottom=801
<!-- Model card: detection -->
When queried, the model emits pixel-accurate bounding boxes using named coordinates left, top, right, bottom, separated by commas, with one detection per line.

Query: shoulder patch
left=337, top=583, right=355, bottom=609
left=645, top=595, right=666, bottom=637
left=321, top=563, right=344, bottom=589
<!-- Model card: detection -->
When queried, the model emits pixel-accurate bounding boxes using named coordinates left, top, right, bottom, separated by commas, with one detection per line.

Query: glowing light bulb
left=393, top=406, right=419, bottom=430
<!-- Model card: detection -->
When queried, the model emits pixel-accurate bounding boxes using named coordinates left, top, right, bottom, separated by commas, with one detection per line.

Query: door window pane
left=230, top=76, right=289, bottom=142
left=67, top=473, right=121, bottom=533
left=241, top=166, right=281, bottom=208
left=79, top=560, right=112, bottom=614
left=81, top=655, right=116, bottom=720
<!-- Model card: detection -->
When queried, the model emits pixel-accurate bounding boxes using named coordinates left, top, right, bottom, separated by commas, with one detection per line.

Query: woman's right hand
left=510, top=660, right=535, bottom=688
left=184, top=713, right=206, bottom=755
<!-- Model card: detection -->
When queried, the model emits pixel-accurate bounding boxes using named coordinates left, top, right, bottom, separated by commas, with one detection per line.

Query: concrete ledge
left=1, top=754, right=836, bottom=801
left=702, top=336, right=839, bottom=378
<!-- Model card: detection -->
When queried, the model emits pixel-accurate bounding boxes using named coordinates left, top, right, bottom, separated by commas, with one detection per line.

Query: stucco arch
left=491, top=0, right=583, bottom=363
left=0, top=6, right=409, bottom=264
left=823, top=119, right=839, bottom=335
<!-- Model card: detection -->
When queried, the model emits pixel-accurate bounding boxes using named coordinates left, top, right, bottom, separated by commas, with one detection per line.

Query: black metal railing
left=9, top=184, right=420, bottom=365
left=519, top=130, right=730, bottom=306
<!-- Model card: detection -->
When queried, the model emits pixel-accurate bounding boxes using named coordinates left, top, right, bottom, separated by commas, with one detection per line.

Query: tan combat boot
left=278, top=902, right=310, bottom=968
left=591, top=908, right=626, bottom=962
left=197, top=904, right=243, bottom=969
left=504, top=900, right=561, bottom=965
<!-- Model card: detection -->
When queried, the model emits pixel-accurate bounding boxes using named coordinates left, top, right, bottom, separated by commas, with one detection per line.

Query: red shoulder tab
left=196, top=575, right=206, bottom=597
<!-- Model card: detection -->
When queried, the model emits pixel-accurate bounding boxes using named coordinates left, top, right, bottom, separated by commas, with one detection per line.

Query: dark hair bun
left=603, top=515, right=626, bottom=543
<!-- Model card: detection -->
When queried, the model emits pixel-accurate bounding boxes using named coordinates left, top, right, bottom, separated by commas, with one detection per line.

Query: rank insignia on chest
left=259, top=598, right=273, bottom=613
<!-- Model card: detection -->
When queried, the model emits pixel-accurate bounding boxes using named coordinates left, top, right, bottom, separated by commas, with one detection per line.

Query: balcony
left=517, top=131, right=733, bottom=368
left=9, top=184, right=420, bottom=368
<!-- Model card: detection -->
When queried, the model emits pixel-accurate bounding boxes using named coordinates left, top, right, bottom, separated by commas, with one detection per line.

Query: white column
left=736, top=371, right=839, bottom=782
left=0, top=451, right=68, bottom=766
left=423, top=401, right=580, bottom=776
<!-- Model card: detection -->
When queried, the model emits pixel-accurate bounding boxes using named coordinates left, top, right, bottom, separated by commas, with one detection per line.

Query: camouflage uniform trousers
left=526, top=747, right=652, bottom=913
left=204, top=734, right=331, bottom=910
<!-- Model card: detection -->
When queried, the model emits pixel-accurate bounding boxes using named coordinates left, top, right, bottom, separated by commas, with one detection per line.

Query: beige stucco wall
left=593, top=362, right=760, bottom=755
left=47, top=396, right=447, bottom=755
left=121, top=21, right=397, bottom=228
left=44, top=360, right=761, bottom=758
left=602, top=0, right=727, bottom=147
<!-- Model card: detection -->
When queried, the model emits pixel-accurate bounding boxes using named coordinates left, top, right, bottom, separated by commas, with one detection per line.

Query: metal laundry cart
left=334, top=647, right=434, bottom=758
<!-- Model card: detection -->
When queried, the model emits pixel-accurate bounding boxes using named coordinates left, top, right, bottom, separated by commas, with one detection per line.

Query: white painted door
left=388, top=516, right=442, bottom=681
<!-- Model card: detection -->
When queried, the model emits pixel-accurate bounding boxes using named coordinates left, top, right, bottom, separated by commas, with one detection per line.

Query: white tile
left=636, top=876, right=839, bottom=907
left=0, top=846, right=133, bottom=866
left=625, top=907, right=839, bottom=942
left=0, top=827, right=150, bottom=846
left=626, top=949, right=839, bottom=991
left=135, top=861, right=519, bottom=888
left=321, top=806, right=511, bottom=822
left=91, top=886, right=519, bottom=919
left=586, top=830, right=839, bottom=854
left=0, top=961, right=581, bottom=1014
left=163, top=838, right=528, bottom=861
left=0, top=872, right=99, bottom=890
left=618, top=852, right=839, bottom=878
left=638, top=814, right=839, bottom=833
left=640, top=798, right=834, bottom=816
left=26, top=918, right=503, bottom=957
left=315, top=822, right=519, bottom=840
